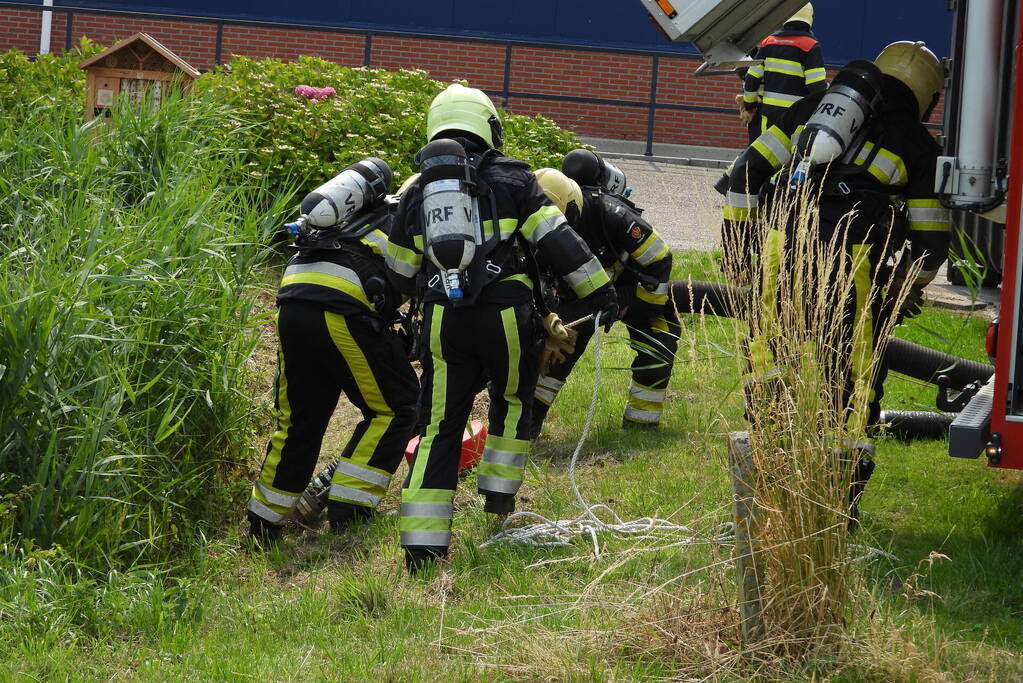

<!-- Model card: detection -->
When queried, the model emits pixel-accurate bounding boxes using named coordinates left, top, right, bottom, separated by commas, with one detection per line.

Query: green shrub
left=195, top=55, right=584, bottom=192
left=0, top=38, right=102, bottom=114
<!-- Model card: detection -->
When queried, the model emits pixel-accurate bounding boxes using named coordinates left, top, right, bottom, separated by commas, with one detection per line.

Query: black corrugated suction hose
left=670, top=280, right=994, bottom=389
left=878, top=410, right=955, bottom=441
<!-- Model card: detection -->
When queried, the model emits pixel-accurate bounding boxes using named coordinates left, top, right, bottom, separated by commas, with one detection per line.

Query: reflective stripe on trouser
left=746, top=228, right=785, bottom=382
left=534, top=375, right=565, bottom=406
left=846, top=244, right=878, bottom=436
left=624, top=381, right=667, bottom=424
left=477, top=433, right=529, bottom=495
left=530, top=298, right=680, bottom=428
left=249, top=301, right=418, bottom=524
left=402, top=301, right=538, bottom=549
left=623, top=308, right=680, bottom=425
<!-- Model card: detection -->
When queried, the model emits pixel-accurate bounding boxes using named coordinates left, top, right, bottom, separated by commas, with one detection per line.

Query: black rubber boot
left=404, top=545, right=448, bottom=574
left=246, top=511, right=282, bottom=548
left=483, top=492, right=515, bottom=516
left=327, top=501, right=375, bottom=532
left=847, top=457, right=876, bottom=532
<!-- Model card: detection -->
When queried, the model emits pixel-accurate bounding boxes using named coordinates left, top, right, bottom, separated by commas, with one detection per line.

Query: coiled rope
left=481, top=318, right=897, bottom=566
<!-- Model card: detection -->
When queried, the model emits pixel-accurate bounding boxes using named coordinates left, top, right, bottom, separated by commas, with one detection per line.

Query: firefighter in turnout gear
left=722, top=41, right=950, bottom=524
left=386, top=84, right=617, bottom=572
left=531, top=155, right=679, bottom=434
left=741, top=3, right=826, bottom=144
left=246, top=158, right=419, bottom=544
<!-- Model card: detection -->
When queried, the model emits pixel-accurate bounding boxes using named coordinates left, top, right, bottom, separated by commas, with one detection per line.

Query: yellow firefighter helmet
left=397, top=172, right=420, bottom=195
left=788, top=3, right=814, bottom=27
left=534, top=168, right=583, bottom=218
left=426, top=83, right=503, bottom=148
left=875, top=41, right=946, bottom=120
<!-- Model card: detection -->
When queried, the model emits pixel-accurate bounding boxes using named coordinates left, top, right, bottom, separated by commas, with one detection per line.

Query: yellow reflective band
left=761, top=92, right=802, bottom=108
left=257, top=312, right=294, bottom=518
left=280, top=270, right=370, bottom=308
left=521, top=204, right=562, bottom=243
left=747, top=64, right=764, bottom=79
left=909, top=222, right=952, bottom=232
left=567, top=259, right=610, bottom=298
left=723, top=204, right=753, bottom=221
left=500, top=306, right=523, bottom=438
left=632, top=233, right=669, bottom=266
left=361, top=229, right=388, bottom=256
left=907, top=198, right=944, bottom=208
left=752, top=127, right=792, bottom=168
left=408, top=306, right=445, bottom=491
left=386, top=242, right=422, bottom=278
left=484, top=217, right=521, bottom=241
left=743, top=92, right=760, bottom=104
left=764, top=57, right=804, bottom=76
left=503, top=272, right=534, bottom=289
left=636, top=285, right=668, bottom=306
left=323, top=311, right=394, bottom=472
left=805, top=67, right=827, bottom=84
left=847, top=244, right=874, bottom=434
left=413, top=234, right=424, bottom=251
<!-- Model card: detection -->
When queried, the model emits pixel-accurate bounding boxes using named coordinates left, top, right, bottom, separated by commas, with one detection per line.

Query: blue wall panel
left=54, top=0, right=953, bottom=63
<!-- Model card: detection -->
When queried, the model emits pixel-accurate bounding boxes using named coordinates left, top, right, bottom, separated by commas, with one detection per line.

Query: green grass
left=3, top=250, right=1020, bottom=680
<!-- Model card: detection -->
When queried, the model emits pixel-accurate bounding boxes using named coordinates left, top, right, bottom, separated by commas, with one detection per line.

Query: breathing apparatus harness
left=417, top=138, right=524, bottom=308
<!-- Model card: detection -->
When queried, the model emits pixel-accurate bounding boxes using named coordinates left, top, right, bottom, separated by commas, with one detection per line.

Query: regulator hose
left=878, top=410, right=955, bottom=441
left=670, top=280, right=994, bottom=389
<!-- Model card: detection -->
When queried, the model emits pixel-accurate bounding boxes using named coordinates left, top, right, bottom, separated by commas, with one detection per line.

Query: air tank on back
left=417, top=139, right=482, bottom=304
left=291, top=157, right=393, bottom=233
left=790, top=60, right=884, bottom=186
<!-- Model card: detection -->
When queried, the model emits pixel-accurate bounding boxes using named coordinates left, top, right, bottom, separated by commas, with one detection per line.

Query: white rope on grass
left=482, top=318, right=734, bottom=558
left=481, top=317, right=898, bottom=567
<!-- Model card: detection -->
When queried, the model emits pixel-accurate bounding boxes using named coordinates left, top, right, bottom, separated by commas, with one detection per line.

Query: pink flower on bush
left=294, top=85, right=337, bottom=101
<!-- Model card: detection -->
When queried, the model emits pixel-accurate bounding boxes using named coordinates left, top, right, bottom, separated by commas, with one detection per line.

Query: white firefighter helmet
left=875, top=41, right=945, bottom=120
left=534, top=168, right=583, bottom=218
left=426, top=83, right=503, bottom=148
left=787, top=3, right=814, bottom=26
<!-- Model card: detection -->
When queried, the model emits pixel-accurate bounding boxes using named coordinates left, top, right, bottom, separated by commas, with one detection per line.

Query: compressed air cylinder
left=299, top=157, right=393, bottom=228
left=563, top=149, right=629, bottom=196
left=600, top=158, right=628, bottom=196
left=418, top=139, right=481, bottom=303
left=791, top=60, right=884, bottom=184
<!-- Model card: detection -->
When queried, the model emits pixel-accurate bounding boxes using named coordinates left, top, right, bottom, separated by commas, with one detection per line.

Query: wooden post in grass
left=729, top=431, right=765, bottom=643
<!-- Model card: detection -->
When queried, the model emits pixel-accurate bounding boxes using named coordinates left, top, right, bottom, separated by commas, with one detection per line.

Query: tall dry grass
left=720, top=181, right=918, bottom=657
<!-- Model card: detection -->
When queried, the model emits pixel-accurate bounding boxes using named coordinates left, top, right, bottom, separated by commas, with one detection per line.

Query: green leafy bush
left=0, top=38, right=102, bottom=114
left=195, top=55, right=584, bottom=192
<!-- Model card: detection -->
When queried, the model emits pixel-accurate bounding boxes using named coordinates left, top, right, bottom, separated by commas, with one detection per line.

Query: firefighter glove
left=539, top=312, right=578, bottom=377
left=899, top=283, right=926, bottom=321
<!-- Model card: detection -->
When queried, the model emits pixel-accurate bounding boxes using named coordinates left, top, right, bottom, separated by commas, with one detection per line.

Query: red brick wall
left=0, top=8, right=776, bottom=151
left=369, top=36, right=505, bottom=91
left=0, top=8, right=41, bottom=55
left=62, top=13, right=219, bottom=69
left=221, top=25, right=363, bottom=65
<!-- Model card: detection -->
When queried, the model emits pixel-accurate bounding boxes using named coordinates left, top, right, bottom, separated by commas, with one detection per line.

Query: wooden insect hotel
left=78, top=32, right=200, bottom=122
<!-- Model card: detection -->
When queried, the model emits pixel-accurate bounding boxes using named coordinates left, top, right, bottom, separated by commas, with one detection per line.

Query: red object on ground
left=404, top=420, right=487, bottom=473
